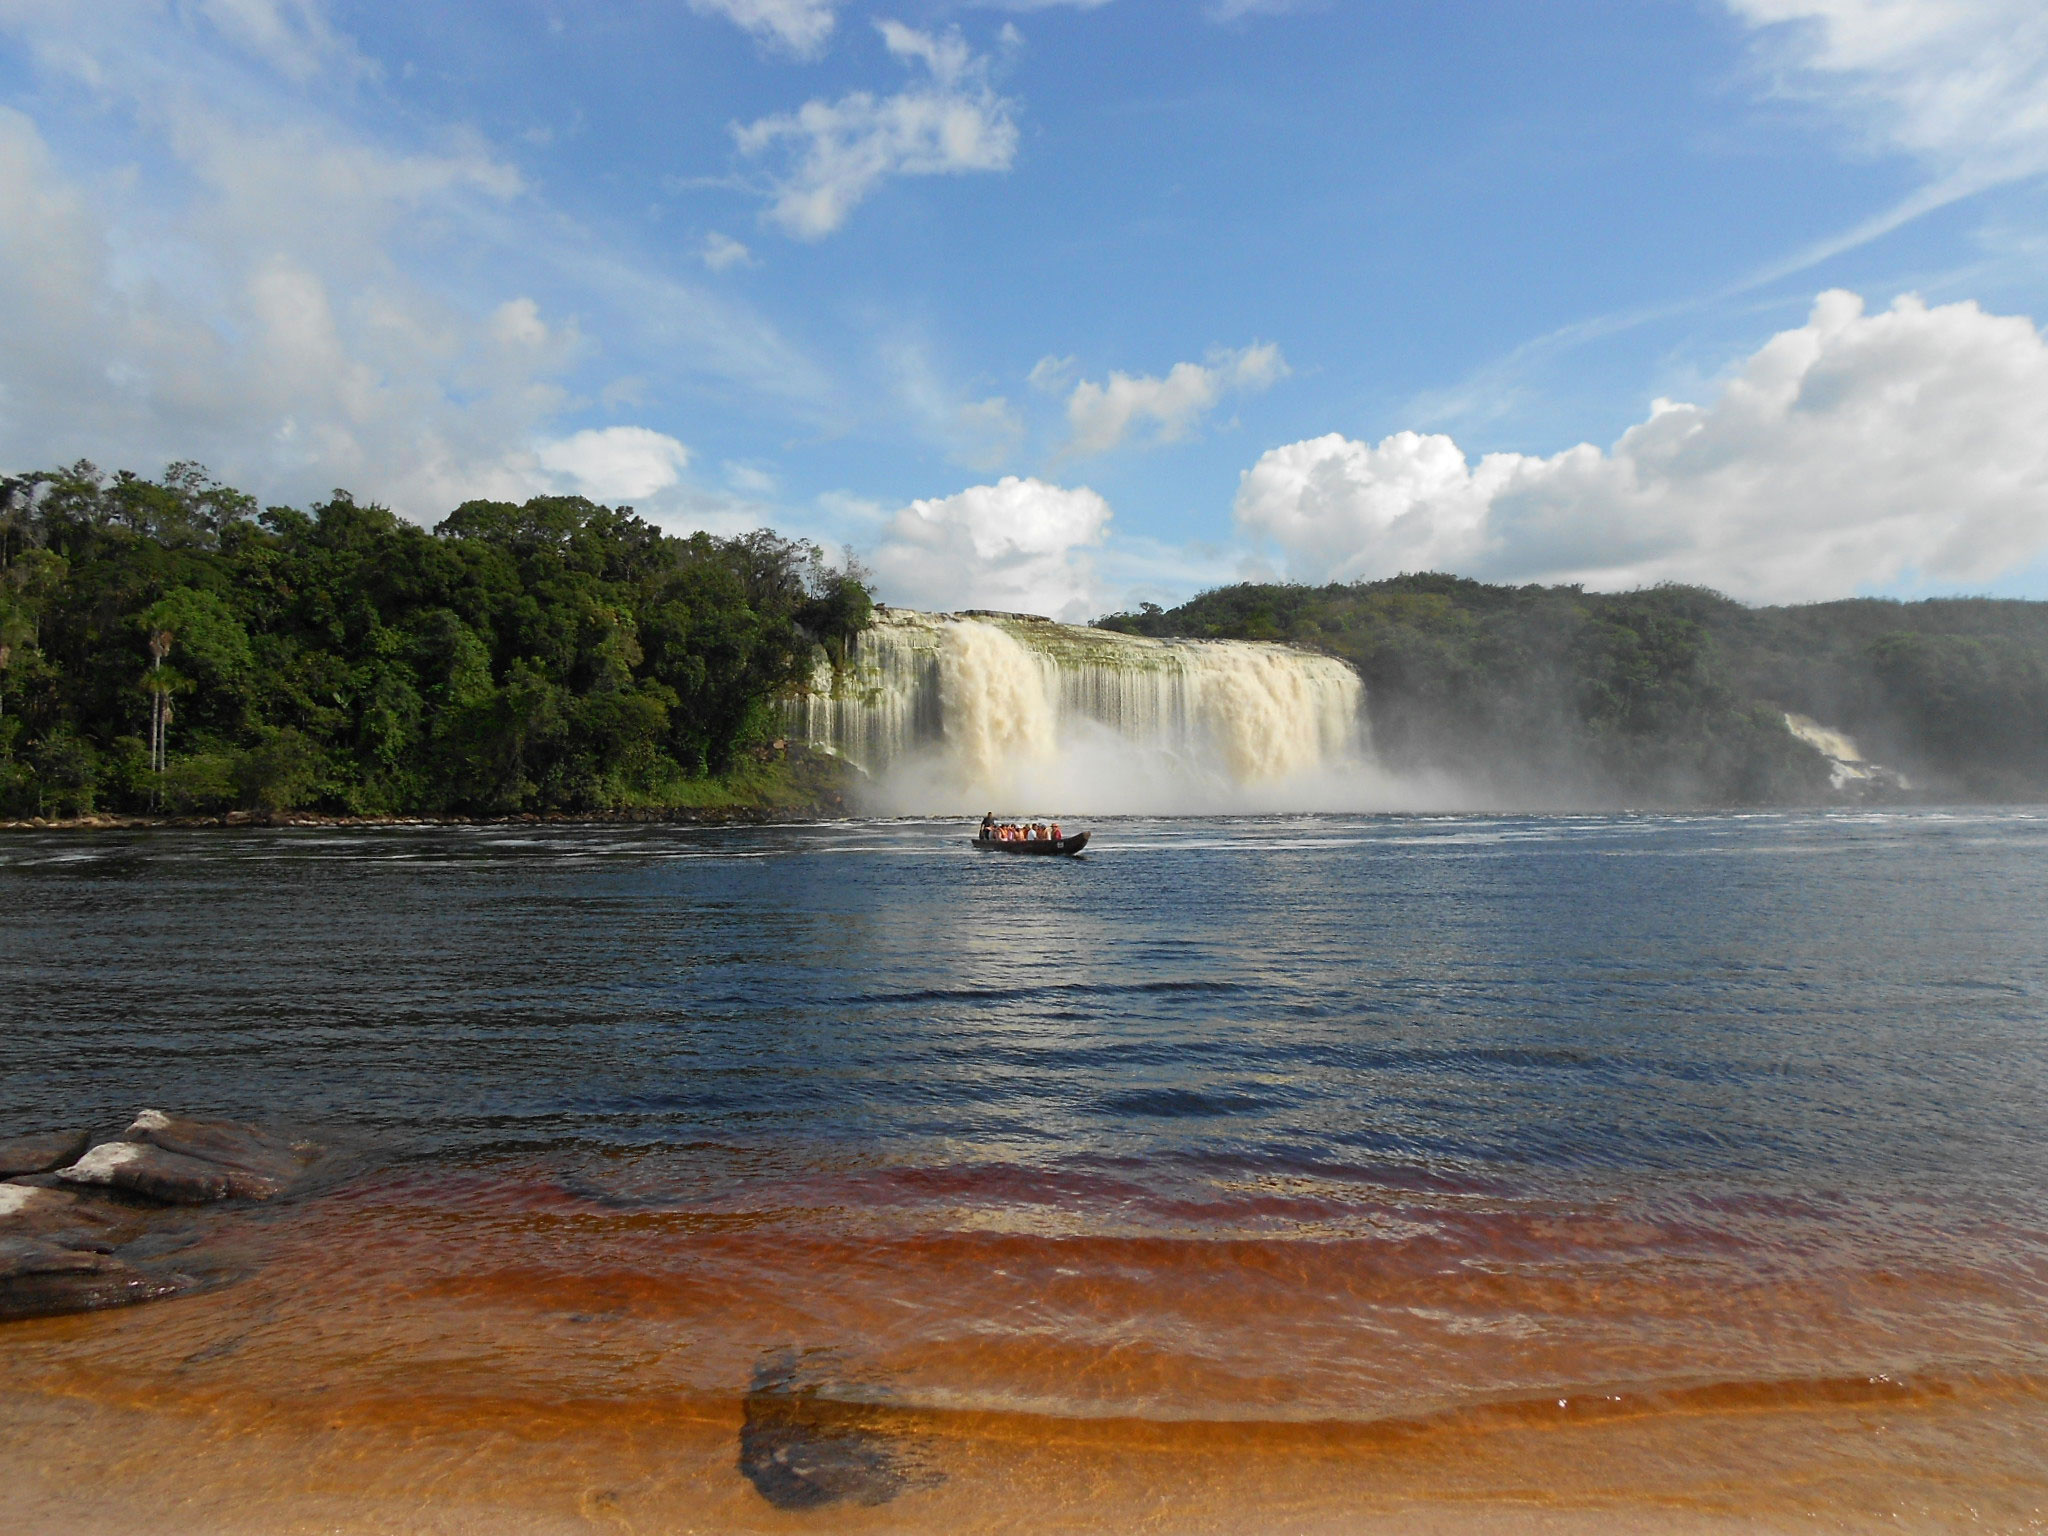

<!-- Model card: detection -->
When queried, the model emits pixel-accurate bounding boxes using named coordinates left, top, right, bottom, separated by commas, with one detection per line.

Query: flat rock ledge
left=2, top=1109, right=325, bottom=1321
left=56, top=1110, right=314, bottom=1205
left=0, top=1129, right=92, bottom=1177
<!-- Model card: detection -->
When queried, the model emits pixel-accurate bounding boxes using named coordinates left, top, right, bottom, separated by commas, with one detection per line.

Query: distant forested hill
left=1098, top=577, right=2048, bottom=805
left=0, top=463, right=871, bottom=819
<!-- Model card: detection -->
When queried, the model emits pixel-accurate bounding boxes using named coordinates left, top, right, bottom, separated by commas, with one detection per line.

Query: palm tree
left=147, top=628, right=174, bottom=801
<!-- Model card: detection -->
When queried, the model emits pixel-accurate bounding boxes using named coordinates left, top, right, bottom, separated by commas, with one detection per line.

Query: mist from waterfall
left=787, top=610, right=1416, bottom=813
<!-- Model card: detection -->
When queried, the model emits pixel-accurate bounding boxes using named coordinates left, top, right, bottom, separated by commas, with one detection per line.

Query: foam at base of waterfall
left=864, top=722, right=1438, bottom=816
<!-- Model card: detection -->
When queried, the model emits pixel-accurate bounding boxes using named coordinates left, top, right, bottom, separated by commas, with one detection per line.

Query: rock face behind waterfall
left=785, top=608, right=1366, bottom=799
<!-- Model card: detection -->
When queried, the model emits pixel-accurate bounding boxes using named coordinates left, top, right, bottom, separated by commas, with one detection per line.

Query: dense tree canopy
left=1099, top=576, right=2048, bottom=805
left=0, top=462, right=871, bottom=818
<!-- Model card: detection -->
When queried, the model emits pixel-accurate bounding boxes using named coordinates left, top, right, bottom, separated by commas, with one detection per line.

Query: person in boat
left=1050, top=822, right=1062, bottom=842
left=981, top=812, right=996, bottom=841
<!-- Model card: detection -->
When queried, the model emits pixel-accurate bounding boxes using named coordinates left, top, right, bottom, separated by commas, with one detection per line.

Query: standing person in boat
left=980, top=812, right=996, bottom=842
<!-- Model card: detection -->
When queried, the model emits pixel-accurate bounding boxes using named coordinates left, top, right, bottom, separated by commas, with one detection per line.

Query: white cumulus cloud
left=535, top=426, right=692, bottom=502
left=1060, top=342, right=1287, bottom=457
left=1234, top=290, right=2048, bottom=603
left=689, top=0, right=840, bottom=57
left=733, top=20, right=1018, bottom=239
left=871, top=475, right=1111, bottom=618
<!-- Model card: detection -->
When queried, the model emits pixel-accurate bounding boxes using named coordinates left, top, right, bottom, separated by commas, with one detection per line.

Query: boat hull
left=971, top=831, right=1089, bottom=857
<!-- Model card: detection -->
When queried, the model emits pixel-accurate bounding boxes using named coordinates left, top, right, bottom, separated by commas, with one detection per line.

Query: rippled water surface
left=4, top=811, right=2047, bottom=1532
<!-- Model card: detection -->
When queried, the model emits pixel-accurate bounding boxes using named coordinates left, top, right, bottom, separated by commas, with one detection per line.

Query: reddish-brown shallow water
left=4, top=814, right=2047, bottom=1530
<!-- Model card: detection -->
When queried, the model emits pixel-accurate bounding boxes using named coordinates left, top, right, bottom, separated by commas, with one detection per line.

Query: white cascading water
left=786, top=609, right=1372, bottom=812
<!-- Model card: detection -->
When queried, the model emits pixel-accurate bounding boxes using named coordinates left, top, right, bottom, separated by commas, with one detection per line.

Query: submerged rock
left=0, top=1130, right=91, bottom=1177
left=0, top=1235, right=187, bottom=1320
left=128, top=1109, right=309, bottom=1185
left=737, top=1352, right=930, bottom=1510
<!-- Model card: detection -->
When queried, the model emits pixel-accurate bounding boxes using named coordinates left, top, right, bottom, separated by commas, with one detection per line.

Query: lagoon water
left=4, top=811, right=2047, bottom=1532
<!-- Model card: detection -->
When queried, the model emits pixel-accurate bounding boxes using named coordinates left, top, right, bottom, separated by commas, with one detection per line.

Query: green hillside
left=1098, top=576, right=2048, bottom=805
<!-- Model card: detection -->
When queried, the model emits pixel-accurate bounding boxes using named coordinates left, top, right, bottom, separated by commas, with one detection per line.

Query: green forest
left=7, top=460, right=2045, bottom=819
left=0, top=462, right=871, bottom=820
left=1099, top=576, right=2048, bottom=805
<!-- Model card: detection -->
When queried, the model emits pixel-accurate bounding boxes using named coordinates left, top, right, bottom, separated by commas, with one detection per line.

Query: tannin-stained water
left=3, top=812, right=2046, bottom=1532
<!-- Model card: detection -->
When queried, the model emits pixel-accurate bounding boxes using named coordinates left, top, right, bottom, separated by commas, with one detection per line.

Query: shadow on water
left=737, top=1348, right=940, bottom=1510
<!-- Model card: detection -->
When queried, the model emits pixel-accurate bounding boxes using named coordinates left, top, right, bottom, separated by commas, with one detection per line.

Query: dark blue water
left=6, top=811, right=2046, bottom=1200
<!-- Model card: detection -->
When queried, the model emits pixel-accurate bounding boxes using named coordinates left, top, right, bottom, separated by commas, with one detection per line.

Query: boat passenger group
left=980, top=813, right=1064, bottom=843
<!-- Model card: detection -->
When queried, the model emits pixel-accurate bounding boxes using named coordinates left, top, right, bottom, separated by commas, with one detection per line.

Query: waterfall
left=786, top=610, right=1368, bottom=811
left=1784, top=713, right=1912, bottom=794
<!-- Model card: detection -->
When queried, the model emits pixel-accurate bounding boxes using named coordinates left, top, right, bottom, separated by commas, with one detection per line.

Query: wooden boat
left=972, top=830, right=1089, bottom=857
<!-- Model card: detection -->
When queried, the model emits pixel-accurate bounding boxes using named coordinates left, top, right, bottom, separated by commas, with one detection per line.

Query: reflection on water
left=3, top=811, right=2047, bottom=1530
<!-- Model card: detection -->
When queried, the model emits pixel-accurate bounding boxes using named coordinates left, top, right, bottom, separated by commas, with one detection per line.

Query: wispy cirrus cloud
left=1390, top=2, right=2048, bottom=443
left=733, top=20, right=1019, bottom=239
left=700, top=230, right=756, bottom=271
left=0, top=0, right=833, bottom=524
left=1730, top=0, right=2048, bottom=185
left=187, top=0, right=370, bottom=82
left=688, top=0, right=841, bottom=59
left=1724, top=0, right=2048, bottom=273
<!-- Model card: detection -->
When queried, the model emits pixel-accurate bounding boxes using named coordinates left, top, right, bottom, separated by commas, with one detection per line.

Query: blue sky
left=2, top=0, right=2046, bottom=614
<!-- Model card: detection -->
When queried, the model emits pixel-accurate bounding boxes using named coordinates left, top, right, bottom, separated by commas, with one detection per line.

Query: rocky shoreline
left=1, top=1110, right=326, bottom=1322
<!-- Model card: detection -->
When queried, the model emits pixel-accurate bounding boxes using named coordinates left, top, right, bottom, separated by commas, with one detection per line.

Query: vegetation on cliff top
left=1098, top=575, right=2048, bottom=804
left=0, top=462, right=872, bottom=819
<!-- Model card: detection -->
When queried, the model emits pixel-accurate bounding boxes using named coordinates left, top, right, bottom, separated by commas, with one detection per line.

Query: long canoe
left=971, top=831, right=1089, bottom=857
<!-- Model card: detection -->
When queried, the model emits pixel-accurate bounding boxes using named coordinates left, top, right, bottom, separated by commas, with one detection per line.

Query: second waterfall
left=787, top=609, right=1369, bottom=812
